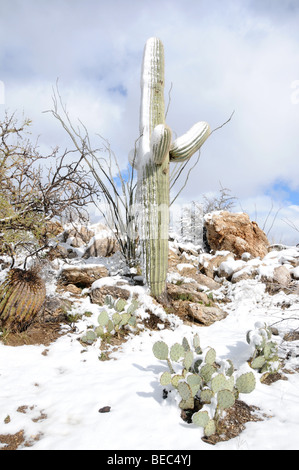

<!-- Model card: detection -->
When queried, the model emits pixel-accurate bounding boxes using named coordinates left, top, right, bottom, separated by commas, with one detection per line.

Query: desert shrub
left=0, top=112, right=98, bottom=265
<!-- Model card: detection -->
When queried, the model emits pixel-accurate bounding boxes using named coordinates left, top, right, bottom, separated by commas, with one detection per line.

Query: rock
left=98, top=406, right=111, bottom=413
left=43, top=220, right=64, bottom=238
left=241, top=252, right=252, bottom=261
left=59, top=265, right=109, bottom=288
left=46, top=244, right=69, bottom=260
left=231, top=267, right=259, bottom=283
left=193, top=273, right=221, bottom=290
left=70, top=226, right=95, bottom=248
left=90, top=282, right=131, bottom=305
left=166, top=282, right=226, bottom=326
left=168, top=248, right=183, bottom=271
left=260, top=264, right=293, bottom=294
left=272, top=265, right=292, bottom=287
left=176, top=263, right=198, bottom=278
left=62, top=284, right=83, bottom=295
left=43, top=296, right=73, bottom=322
left=83, top=234, right=119, bottom=258
left=291, top=266, right=299, bottom=280
left=217, top=259, right=246, bottom=280
left=268, top=244, right=287, bottom=252
left=167, top=283, right=211, bottom=304
left=169, top=248, right=222, bottom=290
left=204, top=211, right=269, bottom=259
left=188, top=303, right=227, bottom=326
left=198, top=252, right=235, bottom=279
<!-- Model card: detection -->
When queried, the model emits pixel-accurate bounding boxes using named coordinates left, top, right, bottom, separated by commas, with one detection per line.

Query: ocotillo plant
left=134, top=37, right=211, bottom=298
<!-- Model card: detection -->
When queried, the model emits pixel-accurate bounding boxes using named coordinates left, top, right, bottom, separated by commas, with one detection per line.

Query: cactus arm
left=150, top=124, right=172, bottom=165
left=169, top=122, right=211, bottom=163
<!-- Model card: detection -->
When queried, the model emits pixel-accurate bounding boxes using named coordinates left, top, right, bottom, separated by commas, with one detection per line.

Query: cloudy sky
left=0, top=0, right=299, bottom=244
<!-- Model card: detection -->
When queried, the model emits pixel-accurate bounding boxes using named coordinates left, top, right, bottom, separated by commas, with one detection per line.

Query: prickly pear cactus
left=81, top=297, right=140, bottom=345
left=135, top=37, right=211, bottom=298
left=152, top=340, right=169, bottom=360
left=0, top=267, right=46, bottom=332
left=235, top=372, right=256, bottom=394
left=246, top=322, right=280, bottom=375
left=152, top=333, right=257, bottom=439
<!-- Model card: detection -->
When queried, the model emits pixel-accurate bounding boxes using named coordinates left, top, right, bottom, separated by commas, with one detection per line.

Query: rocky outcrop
left=204, top=211, right=269, bottom=259
left=166, top=282, right=227, bottom=326
left=169, top=246, right=221, bottom=291
left=187, top=303, right=227, bottom=326
left=59, top=264, right=109, bottom=288
left=61, top=223, right=119, bottom=258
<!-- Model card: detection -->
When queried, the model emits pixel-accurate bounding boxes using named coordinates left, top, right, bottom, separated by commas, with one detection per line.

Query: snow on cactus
left=135, top=37, right=211, bottom=299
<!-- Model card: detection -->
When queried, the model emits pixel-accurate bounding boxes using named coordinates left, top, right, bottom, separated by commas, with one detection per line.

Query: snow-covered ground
left=0, top=243, right=299, bottom=451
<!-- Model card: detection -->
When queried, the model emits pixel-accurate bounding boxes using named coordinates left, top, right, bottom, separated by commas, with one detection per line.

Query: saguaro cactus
left=135, top=37, right=211, bottom=298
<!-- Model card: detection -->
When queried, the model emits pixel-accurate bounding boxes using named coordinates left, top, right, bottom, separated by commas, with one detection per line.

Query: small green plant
left=80, top=296, right=140, bottom=345
left=152, top=334, right=256, bottom=438
left=246, top=322, right=281, bottom=376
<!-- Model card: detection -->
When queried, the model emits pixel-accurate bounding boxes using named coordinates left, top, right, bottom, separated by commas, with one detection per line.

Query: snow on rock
left=218, top=258, right=246, bottom=279
left=291, top=266, right=299, bottom=280
left=204, top=211, right=269, bottom=259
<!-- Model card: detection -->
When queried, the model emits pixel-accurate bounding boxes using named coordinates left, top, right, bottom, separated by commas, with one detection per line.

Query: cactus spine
left=136, top=37, right=211, bottom=298
left=0, top=268, right=46, bottom=332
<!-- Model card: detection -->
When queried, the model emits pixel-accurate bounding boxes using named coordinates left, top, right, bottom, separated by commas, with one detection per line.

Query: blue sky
left=0, top=0, right=298, bottom=244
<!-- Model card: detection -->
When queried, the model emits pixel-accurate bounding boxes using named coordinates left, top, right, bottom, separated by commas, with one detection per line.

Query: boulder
left=43, top=296, right=73, bottom=322
left=166, top=282, right=226, bottom=326
left=188, top=303, right=227, bottom=326
left=83, top=233, right=119, bottom=258
left=198, top=252, right=235, bottom=279
left=59, top=264, right=109, bottom=288
left=204, top=211, right=269, bottom=259
left=167, top=283, right=211, bottom=304
left=217, top=258, right=247, bottom=280
left=272, top=265, right=292, bottom=287
left=192, top=273, right=221, bottom=290
left=63, top=225, right=95, bottom=247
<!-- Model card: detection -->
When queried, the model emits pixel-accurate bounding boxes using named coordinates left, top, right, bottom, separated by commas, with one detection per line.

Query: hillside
left=0, top=214, right=298, bottom=451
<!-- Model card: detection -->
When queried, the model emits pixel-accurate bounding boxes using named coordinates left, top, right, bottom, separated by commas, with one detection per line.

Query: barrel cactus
left=134, top=37, right=211, bottom=298
left=0, top=267, right=46, bottom=332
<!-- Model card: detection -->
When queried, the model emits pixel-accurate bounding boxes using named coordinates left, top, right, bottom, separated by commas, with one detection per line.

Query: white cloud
left=0, top=0, right=299, bottom=243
